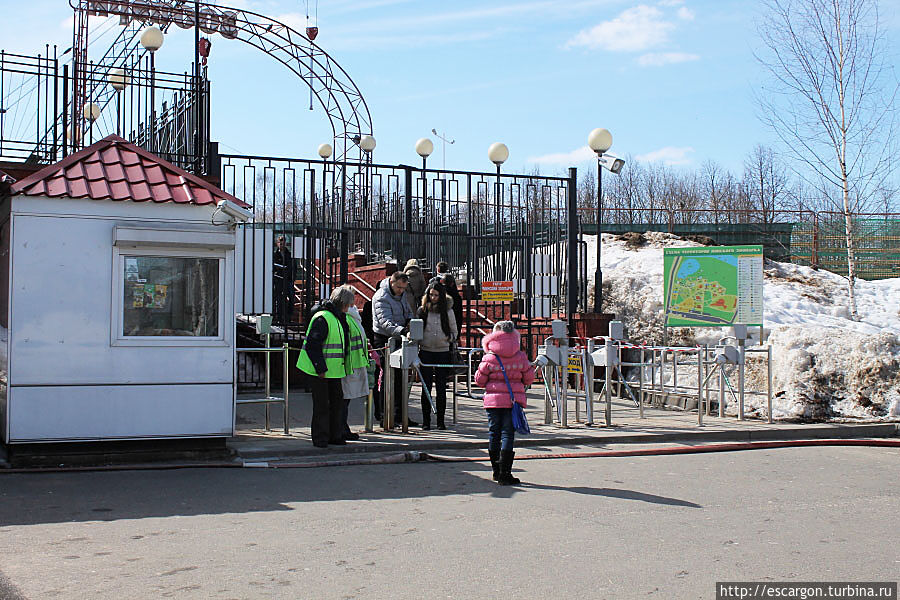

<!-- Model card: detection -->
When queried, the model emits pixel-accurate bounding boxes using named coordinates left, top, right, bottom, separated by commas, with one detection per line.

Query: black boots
left=489, top=448, right=501, bottom=481
left=498, top=450, right=520, bottom=485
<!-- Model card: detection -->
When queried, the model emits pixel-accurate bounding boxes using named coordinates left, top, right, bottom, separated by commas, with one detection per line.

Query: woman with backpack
left=474, top=320, right=534, bottom=485
left=417, top=282, right=458, bottom=430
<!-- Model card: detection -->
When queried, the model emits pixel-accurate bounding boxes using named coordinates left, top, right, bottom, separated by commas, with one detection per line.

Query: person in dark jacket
left=404, top=258, right=427, bottom=311
left=371, top=271, right=418, bottom=427
left=296, top=286, right=356, bottom=447
left=430, top=261, right=464, bottom=341
left=273, top=236, right=294, bottom=324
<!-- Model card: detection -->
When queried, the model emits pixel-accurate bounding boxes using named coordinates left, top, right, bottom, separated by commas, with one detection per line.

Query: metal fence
left=219, top=153, right=584, bottom=353
left=581, top=207, right=900, bottom=280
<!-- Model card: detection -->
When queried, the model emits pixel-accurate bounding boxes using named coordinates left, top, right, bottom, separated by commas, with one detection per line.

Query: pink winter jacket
left=474, top=329, right=535, bottom=408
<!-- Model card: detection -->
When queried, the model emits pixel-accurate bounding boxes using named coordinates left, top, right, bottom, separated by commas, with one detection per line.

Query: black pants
left=309, top=376, right=344, bottom=445
left=373, top=333, right=404, bottom=422
left=420, top=350, right=450, bottom=427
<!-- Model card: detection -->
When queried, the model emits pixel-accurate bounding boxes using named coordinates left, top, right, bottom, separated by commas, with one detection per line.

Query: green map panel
left=663, top=245, right=763, bottom=327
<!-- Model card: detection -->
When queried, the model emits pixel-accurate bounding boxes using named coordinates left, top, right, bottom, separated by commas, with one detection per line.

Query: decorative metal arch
left=68, top=0, right=373, bottom=162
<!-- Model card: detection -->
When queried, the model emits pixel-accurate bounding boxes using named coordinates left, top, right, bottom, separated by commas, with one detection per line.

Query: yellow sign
left=567, top=353, right=583, bottom=374
left=482, top=281, right=514, bottom=302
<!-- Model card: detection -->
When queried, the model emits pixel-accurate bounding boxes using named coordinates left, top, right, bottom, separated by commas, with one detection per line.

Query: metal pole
left=401, top=352, right=409, bottom=435
left=584, top=341, right=594, bottom=426
left=673, top=351, right=679, bottom=391
left=719, top=361, right=726, bottom=418
left=264, top=332, right=271, bottom=430
left=697, top=348, right=704, bottom=427
left=767, top=345, right=774, bottom=424
left=452, top=370, right=458, bottom=424
left=604, top=338, right=612, bottom=427
left=594, top=158, right=603, bottom=312
left=738, top=338, right=746, bottom=420
left=638, top=348, right=645, bottom=419
left=567, top=167, right=579, bottom=331
left=365, top=390, right=374, bottom=433
left=282, top=342, right=290, bottom=435
left=543, top=365, right=553, bottom=425
left=383, top=338, right=395, bottom=431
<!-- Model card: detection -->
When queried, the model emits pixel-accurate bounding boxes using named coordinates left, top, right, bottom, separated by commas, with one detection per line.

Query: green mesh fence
left=791, top=217, right=900, bottom=280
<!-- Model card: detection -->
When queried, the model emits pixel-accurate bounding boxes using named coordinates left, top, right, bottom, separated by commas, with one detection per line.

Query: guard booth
left=0, top=135, right=250, bottom=443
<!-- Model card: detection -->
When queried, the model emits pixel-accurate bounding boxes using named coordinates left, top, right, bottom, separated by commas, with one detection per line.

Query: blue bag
left=496, top=355, right=530, bottom=435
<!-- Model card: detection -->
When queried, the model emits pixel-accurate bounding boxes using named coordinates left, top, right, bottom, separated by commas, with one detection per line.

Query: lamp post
left=316, top=142, right=332, bottom=227
left=488, top=142, right=508, bottom=280
left=588, top=128, right=612, bottom=313
left=416, top=138, right=434, bottom=264
left=359, top=134, right=376, bottom=263
left=140, top=26, right=163, bottom=153
left=83, top=102, right=100, bottom=145
left=108, top=68, right=127, bottom=136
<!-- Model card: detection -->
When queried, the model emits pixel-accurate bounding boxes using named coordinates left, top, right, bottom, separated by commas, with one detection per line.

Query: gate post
left=566, top=167, right=579, bottom=337
left=404, top=166, right=413, bottom=265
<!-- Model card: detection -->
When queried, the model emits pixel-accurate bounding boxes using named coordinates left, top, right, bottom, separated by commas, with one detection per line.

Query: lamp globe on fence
left=488, top=142, right=508, bottom=267
left=108, top=68, right=128, bottom=91
left=318, top=143, right=332, bottom=159
left=415, top=137, right=433, bottom=170
left=359, top=134, right=376, bottom=153
left=140, top=26, right=164, bottom=52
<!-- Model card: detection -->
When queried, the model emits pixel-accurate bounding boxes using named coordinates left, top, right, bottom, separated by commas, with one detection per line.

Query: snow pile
left=586, top=232, right=900, bottom=421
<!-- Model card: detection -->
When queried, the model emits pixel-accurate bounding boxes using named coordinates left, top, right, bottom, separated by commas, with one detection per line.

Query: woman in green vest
left=297, top=285, right=356, bottom=448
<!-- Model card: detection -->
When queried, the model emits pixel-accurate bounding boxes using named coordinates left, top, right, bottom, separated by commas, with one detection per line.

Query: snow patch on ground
left=585, top=232, right=900, bottom=421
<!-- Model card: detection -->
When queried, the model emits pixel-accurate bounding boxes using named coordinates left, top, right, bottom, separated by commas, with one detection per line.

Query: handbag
left=449, top=340, right=466, bottom=375
left=496, top=355, right=530, bottom=435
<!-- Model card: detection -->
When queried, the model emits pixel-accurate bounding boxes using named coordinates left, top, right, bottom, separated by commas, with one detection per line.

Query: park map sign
left=663, top=245, right=764, bottom=327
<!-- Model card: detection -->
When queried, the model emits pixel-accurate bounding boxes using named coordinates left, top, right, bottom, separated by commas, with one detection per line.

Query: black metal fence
left=219, top=153, right=584, bottom=353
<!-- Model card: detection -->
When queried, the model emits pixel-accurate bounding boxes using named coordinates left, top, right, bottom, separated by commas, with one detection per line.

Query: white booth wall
left=2, top=194, right=237, bottom=443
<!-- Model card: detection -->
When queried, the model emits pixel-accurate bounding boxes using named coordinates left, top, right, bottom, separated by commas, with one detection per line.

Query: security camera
left=216, top=199, right=253, bottom=223
left=598, top=153, right=625, bottom=175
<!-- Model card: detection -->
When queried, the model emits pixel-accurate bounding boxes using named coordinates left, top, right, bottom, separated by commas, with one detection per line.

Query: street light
left=108, top=68, right=128, bottom=136
left=141, top=26, right=164, bottom=153
left=431, top=128, right=454, bottom=172
left=588, top=127, right=626, bottom=313
left=488, top=142, right=508, bottom=278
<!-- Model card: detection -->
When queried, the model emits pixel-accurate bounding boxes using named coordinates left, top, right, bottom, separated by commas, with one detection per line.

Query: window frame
left=111, top=245, right=228, bottom=347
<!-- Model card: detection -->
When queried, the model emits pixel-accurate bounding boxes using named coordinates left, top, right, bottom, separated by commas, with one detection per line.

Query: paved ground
left=1, top=444, right=897, bottom=599
left=232, top=385, right=899, bottom=460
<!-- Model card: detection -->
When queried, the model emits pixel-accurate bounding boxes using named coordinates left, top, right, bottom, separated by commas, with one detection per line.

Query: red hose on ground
left=422, top=438, right=900, bottom=462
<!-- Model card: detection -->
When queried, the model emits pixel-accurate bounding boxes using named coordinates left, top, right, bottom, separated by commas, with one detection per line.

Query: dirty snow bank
left=585, top=232, right=900, bottom=421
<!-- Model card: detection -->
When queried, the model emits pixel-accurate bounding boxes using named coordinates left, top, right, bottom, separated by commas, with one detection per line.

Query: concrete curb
left=228, top=423, right=899, bottom=461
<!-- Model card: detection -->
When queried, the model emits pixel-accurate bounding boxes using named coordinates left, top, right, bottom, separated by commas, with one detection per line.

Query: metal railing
left=235, top=334, right=291, bottom=435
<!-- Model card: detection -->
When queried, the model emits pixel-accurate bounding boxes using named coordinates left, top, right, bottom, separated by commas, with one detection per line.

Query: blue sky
left=2, top=0, right=899, bottom=177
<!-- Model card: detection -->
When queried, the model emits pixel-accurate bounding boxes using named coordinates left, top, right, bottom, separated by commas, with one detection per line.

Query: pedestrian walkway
left=231, top=387, right=899, bottom=461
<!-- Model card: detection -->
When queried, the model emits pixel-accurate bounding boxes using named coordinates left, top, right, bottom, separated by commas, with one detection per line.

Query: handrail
left=350, top=271, right=377, bottom=293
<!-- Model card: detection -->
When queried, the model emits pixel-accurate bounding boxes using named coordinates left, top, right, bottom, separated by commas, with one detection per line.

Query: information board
left=663, top=245, right=763, bottom=327
left=482, top=281, right=514, bottom=301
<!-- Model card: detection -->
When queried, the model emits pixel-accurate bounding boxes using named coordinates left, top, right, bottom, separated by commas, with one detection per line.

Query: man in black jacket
left=273, top=236, right=294, bottom=324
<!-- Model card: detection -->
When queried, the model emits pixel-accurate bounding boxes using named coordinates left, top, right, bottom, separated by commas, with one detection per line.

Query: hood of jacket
left=481, top=329, right=522, bottom=358
left=379, top=277, right=404, bottom=299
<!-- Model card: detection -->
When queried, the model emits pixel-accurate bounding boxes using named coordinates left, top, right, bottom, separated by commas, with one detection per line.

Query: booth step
left=2, top=438, right=232, bottom=469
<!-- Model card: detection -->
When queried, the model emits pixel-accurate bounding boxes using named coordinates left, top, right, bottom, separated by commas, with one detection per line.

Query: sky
left=1, top=0, right=899, bottom=178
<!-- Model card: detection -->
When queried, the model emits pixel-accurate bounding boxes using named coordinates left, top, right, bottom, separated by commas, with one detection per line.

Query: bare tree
left=756, top=0, right=899, bottom=320
left=743, top=144, right=792, bottom=225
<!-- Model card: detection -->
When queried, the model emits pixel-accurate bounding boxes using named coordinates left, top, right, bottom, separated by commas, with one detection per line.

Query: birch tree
left=756, top=0, right=898, bottom=320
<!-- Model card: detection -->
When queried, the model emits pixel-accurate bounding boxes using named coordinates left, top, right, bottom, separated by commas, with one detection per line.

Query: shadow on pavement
left=516, top=482, right=702, bottom=507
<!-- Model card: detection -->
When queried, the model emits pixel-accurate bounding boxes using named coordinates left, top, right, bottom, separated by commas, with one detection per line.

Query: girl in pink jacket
left=474, top=321, right=535, bottom=485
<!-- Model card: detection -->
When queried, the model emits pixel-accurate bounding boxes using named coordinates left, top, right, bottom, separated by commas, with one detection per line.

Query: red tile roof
left=10, top=135, right=249, bottom=208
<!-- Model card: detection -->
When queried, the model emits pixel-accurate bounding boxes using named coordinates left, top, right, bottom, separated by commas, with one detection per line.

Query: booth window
left=122, top=256, right=220, bottom=337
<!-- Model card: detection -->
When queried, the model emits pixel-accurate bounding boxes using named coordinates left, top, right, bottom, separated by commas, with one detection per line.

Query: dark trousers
left=373, top=333, right=404, bottom=421
left=310, top=376, right=344, bottom=445
left=486, top=407, right=515, bottom=452
left=273, top=282, right=292, bottom=323
left=420, top=350, right=450, bottom=426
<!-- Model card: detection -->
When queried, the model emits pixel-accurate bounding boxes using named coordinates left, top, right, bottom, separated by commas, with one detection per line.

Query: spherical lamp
left=415, top=138, right=434, bottom=158
left=317, top=143, right=333, bottom=159
left=140, top=26, right=164, bottom=52
left=108, top=68, right=128, bottom=91
left=83, top=103, right=101, bottom=123
left=588, top=128, right=613, bottom=154
left=359, top=134, right=376, bottom=153
left=488, top=142, right=509, bottom=165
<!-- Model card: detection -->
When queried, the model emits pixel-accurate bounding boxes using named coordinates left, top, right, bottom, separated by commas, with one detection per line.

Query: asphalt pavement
left=1, top=443, right=898, bottom=599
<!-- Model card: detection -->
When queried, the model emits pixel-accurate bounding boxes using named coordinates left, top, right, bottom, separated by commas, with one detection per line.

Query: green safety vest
left=347, top=317, right=370, bottom=370
left=296, top=311, right=349, bottom=378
